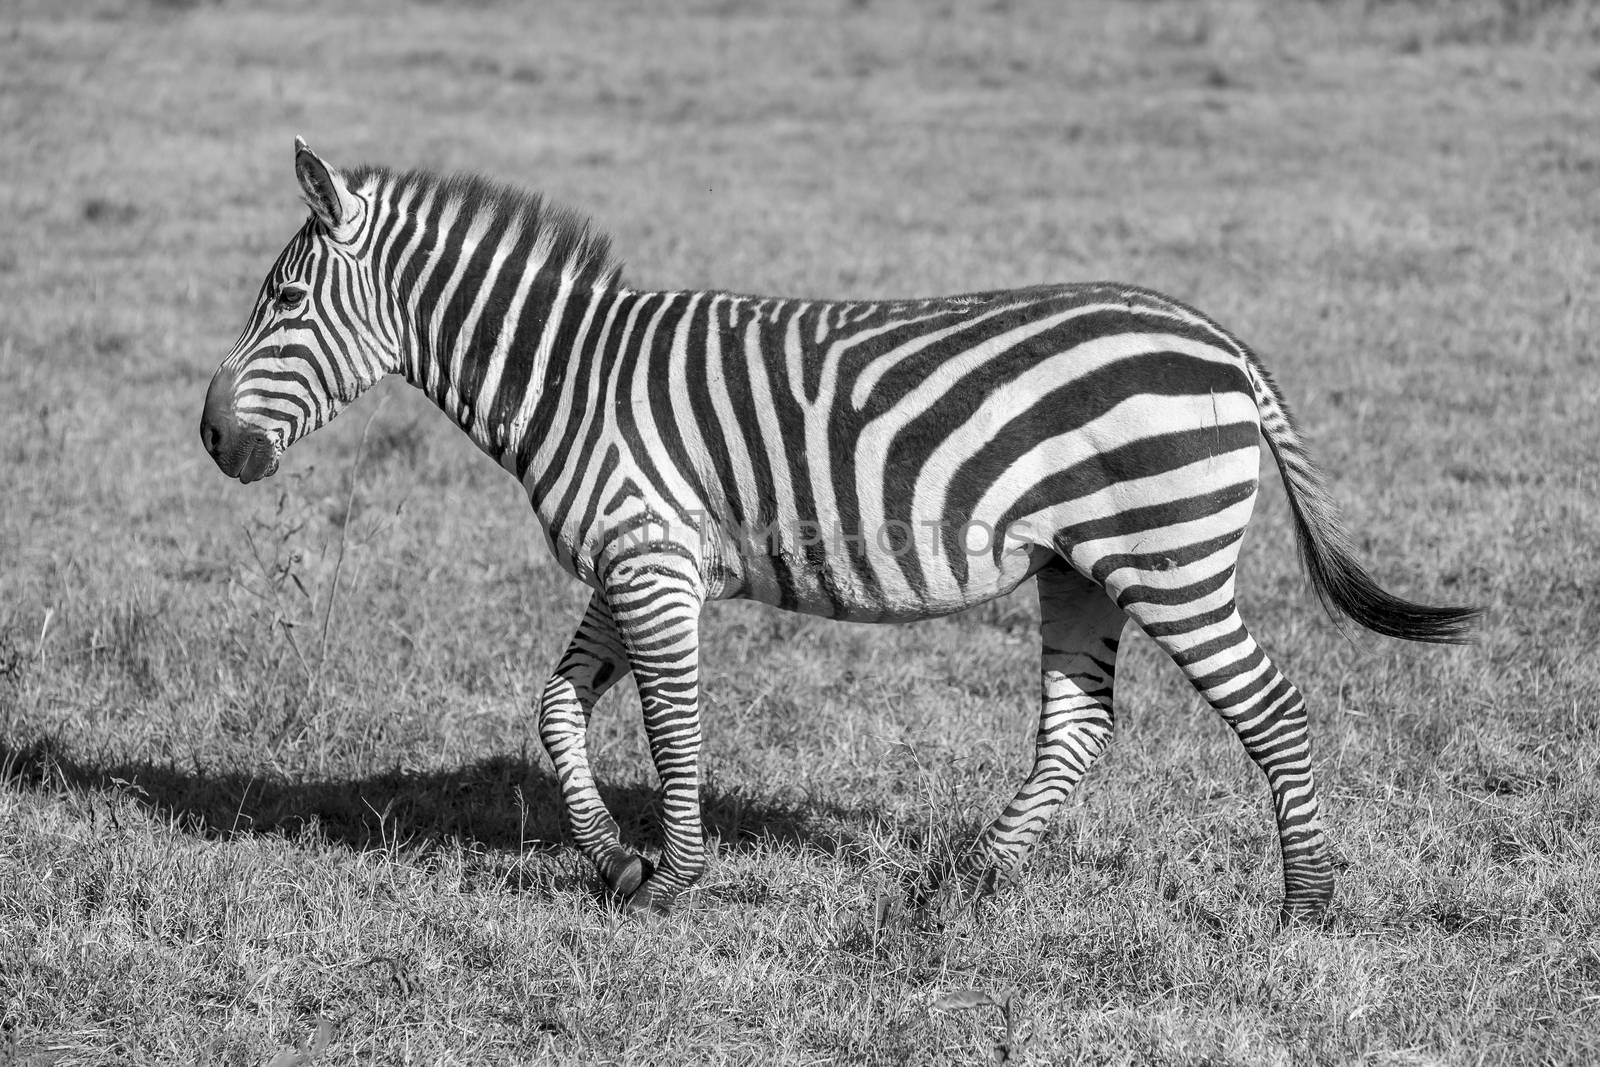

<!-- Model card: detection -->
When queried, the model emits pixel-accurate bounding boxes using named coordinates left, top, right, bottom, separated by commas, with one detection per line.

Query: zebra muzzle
left=200, top=368, right=280, bottom=484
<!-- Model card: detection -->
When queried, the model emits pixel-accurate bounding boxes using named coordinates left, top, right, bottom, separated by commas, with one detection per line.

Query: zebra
left=200, top=139, right=1480, bottom=925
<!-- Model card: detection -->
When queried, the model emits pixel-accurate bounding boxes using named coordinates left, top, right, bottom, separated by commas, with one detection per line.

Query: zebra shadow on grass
left=0, top=740, right=866, bottom=903
left=0, top=739, right=1302, bottom=932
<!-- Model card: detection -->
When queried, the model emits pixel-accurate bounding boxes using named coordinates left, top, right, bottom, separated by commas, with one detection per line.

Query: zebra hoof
left=623, top=879, right=675, bottom=919
left=1276, top=873, right=1334, bottom=931
left=601, top=853, right=651, bottom=899
left=966, top=866, right=1006, bottom=899
left=1276, top=900, right=1331, bottom=931
left=951, top=858, right=1013, bottom=904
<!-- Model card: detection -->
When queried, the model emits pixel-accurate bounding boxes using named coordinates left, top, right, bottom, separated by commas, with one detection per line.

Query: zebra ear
left=293, top=137, right=363, bottom=240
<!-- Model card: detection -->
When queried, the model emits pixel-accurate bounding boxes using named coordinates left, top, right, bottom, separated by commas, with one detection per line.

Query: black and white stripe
left=201, top=141, right=1480, bottom=923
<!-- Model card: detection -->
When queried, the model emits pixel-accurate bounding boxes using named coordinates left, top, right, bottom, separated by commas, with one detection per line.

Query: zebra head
left=200, top=138, right=397, bottom=483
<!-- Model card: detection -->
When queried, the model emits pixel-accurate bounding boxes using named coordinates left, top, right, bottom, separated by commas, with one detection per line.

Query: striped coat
left=200, top=141, right=1479, bottom=924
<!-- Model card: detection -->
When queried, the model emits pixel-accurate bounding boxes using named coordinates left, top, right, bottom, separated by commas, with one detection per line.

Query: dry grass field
left=3, top=0, right=1599, bottom=1063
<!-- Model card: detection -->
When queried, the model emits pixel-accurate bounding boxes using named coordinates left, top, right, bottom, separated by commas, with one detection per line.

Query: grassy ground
left=3, top=0, right=1599, bottom=1063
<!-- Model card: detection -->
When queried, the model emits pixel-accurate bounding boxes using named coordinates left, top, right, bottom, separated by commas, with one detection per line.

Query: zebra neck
left=402, top=260, right=616, bottom=474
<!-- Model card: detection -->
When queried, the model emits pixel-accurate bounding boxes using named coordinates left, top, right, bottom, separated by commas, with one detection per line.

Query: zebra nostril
left=201, top=419, right=223, bottom=457
left=201, top=365, right=241, bottom=465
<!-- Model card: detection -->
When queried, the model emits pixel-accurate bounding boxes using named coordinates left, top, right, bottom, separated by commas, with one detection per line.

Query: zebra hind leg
left=536, top=593, right=647, bottom=899
left=1129, top=595, right=1334, bottom=926
left=963, top=561, right=1126, bottom=894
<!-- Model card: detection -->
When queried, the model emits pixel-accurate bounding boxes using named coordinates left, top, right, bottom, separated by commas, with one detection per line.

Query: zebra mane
left=346, top=164, right=623, bottom=289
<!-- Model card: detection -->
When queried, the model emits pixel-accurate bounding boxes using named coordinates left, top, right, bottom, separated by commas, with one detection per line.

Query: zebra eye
left=274, top=286, right=307, bottom=311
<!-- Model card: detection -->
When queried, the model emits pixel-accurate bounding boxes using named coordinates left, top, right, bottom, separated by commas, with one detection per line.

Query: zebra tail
left=1243, top=355, right=1483, bottom=645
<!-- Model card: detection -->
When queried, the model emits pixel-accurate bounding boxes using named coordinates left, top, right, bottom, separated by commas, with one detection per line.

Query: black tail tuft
left=1290, top=505, right=1483, bottom=645
left=1245, top=354, right=1484, bottom=645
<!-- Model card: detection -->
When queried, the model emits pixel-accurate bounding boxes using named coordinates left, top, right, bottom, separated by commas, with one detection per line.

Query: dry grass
left=2, top=0, right=1598, bottom=1063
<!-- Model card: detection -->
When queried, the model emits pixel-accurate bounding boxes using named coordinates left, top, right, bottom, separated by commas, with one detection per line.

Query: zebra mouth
left=215, top=430, right=281, bottom=484
left=235, top=438, right=281, bottom=484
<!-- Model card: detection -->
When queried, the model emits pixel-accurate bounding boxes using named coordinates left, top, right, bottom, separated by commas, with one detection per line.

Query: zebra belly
left=713, top=524, right=1056, bottom=623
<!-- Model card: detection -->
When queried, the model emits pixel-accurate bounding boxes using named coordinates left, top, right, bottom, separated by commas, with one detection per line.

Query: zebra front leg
left=536, top=593, right=646, bottom=898
left=604, top=560, right=707, bottom=915
left=964, top=563, right=1126, bottom=893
